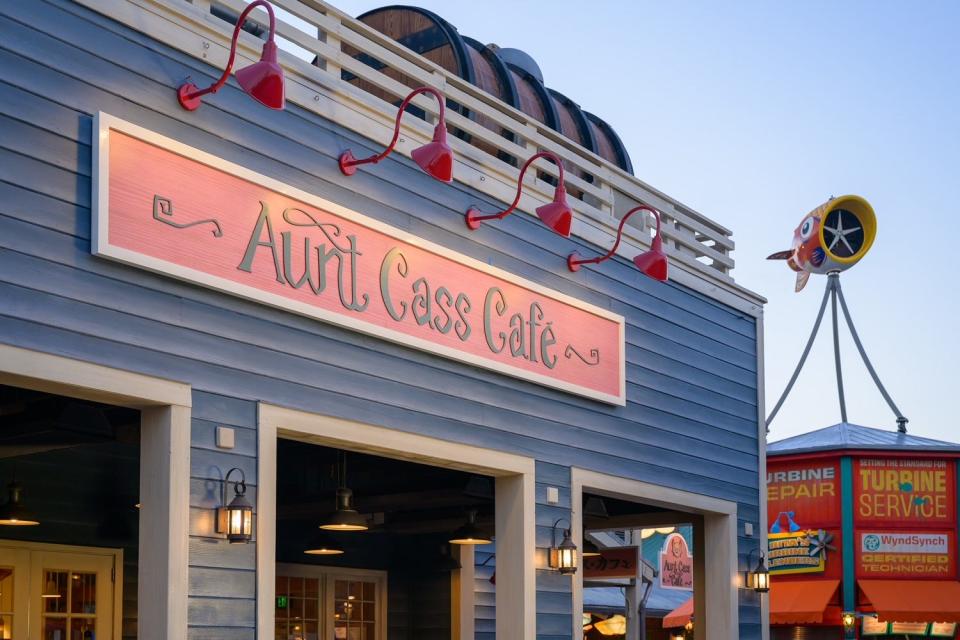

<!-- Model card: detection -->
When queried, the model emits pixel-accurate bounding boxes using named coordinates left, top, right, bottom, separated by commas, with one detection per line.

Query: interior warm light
left=594, top=615, right=627, bottom=635
left=547, top=518, right=578, bottom=575
left=449, top=510, right=492, bottom=545
left=0, top=481, right=40, bottom=526
left=177, top=0, right=284, bottom=111
left=339, top=86, right=453, bottom=182
left=568, top=204, right=668, bottom=281
left=216, top=468, right=254, bottom=543
left=465, top=150, right=573, bottom=237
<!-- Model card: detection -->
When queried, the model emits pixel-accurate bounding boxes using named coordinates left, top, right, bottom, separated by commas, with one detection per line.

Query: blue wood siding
left=0, top=1, right=762, bottom=638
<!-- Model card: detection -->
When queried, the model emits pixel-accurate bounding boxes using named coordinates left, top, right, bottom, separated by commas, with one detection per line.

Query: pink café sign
left=92, top=113, right=625, bottom=404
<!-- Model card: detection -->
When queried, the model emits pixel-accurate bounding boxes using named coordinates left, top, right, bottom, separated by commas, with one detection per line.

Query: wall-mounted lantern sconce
left=548, top=518, right=578, bottom=575
left=449, top=509, right=492, bottom=545
left=567, top=204, right=668, bottom=281
left=320, top=452, right=368, bottom=532
left=744, top=547, right=770, bottom=593
left=0, top=481, right=40, bottom=527
left=684, top=620, right=694, bottom=633
left=841, top=611, right=857, bottom=633
left=216, top=468, right=254, bottom=543
left=465, top=151, right=573, bottom=237
left=177, top=0, right=285, bottom=111
left=339, top=86, right=453, bottom=183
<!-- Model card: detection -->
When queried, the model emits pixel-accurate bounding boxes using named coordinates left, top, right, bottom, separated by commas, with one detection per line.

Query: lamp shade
left=449, top=510, right=491, bottom=545
left=0, top=482, right=39, bottom=526
left=633, top=233, right=668, bottom=282
left=304, top=532, right=345, bottom=555
left=582, top=537, right=601, bottom=558
left=535, top=186, right=573, bottom=237
left=235, top=40, right=285, bottom=110
left=410, top=123, right=454, bottom=183
left=320, top=488, right=368, bottom=531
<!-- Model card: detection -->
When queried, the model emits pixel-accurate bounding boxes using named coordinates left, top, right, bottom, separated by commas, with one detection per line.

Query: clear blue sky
left=325, top=0, right=959, bottom=443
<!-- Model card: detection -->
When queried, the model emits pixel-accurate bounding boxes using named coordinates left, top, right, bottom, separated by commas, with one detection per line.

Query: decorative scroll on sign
left=91, top=113, right=625, bottom=404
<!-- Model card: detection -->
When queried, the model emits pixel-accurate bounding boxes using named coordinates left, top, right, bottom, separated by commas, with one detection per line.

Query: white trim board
left=257, top=403, right=536, bottom=640
left=0, top=344, right=192, bottom=639
left=92, top=112, right=627, bottom=405
left=570, top=467, right=740, bottom=640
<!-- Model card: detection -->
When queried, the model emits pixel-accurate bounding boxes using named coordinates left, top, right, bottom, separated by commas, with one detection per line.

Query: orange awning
left=859, top=580, right=960, bottom=623
left=662, top=596, right=693, bottom=628
left=770, top=579, right=839, bottom=624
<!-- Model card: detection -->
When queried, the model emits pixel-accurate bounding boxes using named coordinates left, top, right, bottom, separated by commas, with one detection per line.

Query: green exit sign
left=276, top=596, right=288, bottom=609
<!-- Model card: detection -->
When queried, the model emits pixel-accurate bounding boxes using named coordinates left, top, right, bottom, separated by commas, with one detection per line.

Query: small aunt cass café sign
left=92, top=114, right=625, bottom=403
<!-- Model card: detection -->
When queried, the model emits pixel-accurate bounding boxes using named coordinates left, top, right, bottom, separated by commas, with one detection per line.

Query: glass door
left=0, top=548, right=29, bottom=640
left=0, top=543, right=118, bottom=640
left=276, top=565, right=386, bottom=640
left=30, top=551, right=114, bottom=640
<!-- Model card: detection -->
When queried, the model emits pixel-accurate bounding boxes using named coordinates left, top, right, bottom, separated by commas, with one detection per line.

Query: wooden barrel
left=348, top=6, right=635, bottom=178
left=347, top=7, right=473, bottom=141
left=584, top=112, right=634, bottom=175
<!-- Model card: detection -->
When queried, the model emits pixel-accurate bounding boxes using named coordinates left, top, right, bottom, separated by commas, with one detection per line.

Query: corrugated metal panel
left=769, top=422, right=960, bottom=456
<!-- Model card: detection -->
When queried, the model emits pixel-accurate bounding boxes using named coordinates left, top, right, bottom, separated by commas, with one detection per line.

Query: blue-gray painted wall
left=0, top=1, right=763, bottom=638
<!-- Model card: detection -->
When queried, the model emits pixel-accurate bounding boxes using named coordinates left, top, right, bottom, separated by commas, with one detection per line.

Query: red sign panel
left=856, top=530, right=956, bottom=579
left=660, top=533, right=693, bottom=589
left=854, top=458, right=956, bottom=527
left=584, top=547, right=639, bottom=579
left=767, top=459, right=841, bottom=529
left=92, top=114, right=625, bottom=404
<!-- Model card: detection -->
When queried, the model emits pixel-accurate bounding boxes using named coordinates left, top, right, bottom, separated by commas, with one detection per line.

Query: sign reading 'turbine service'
left=92, top=113, right=625, bottom=404
left=854, top=458, right=955, bottom=525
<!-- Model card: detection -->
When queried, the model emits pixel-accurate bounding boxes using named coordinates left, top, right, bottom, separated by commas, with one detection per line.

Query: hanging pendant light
left=0, top=481, right=40, bottom=526
left=304, top=532, right=345, bottom=556
left=582, top=536, right=602, bottom=558
left=41, top=574, right=62, bottom=599
left=449, top=509, right=492, bottom=545
left=320, top=452, right=368, bottom=532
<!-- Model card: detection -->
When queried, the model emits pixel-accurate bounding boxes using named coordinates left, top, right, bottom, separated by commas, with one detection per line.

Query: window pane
left=290, top=597, right=305, bottom=621
left=305, top=578, right=319, bottom=599
left=348, top=582, right=362, bottom=600
left=361, top=602, right=375, bottom=622
left=42, top=571, right=67, bottom=613
left=0, top=614, right=12, bottom=639
left=334, top=580, right=347, bottom=600
left=303, top=595, right=318, bottom=621
left=71, top=616, right=96, bottom=638
left=289, top=577, right=304, bottom=597
left=0, top=567, right=13, bottom=613
left=334, top=622, right=347, bottom=639
left=41, top=615, right=66, bottom=640
left=362, top=582, right=374, bottom=602
left=274, top=622, right=286, bottom=639
left=70, top=572, right=96, bottom=614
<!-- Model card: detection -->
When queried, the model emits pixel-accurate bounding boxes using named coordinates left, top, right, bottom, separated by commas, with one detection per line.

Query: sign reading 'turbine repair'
left=92, top=113, right=625, bottom=404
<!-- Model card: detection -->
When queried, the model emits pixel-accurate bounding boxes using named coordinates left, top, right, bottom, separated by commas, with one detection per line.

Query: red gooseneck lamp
left=339, top=87, right=453, bottom=183
left=465, top=151, right=573, bottom=237
left=177, top=0, right=285, bottom=111
left=567, top=204, right=668, bottom=281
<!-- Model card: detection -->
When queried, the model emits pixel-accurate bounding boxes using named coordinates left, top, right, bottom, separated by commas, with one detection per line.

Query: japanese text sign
left=584, top=547, right=639, bottom=579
